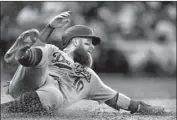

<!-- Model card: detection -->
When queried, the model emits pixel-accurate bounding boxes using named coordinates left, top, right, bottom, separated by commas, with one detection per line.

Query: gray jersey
left=45, top=44, right=117, bottom=105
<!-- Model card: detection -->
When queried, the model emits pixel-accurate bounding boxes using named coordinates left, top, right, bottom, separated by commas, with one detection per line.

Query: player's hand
left=49, top=11, right=71, bottom=29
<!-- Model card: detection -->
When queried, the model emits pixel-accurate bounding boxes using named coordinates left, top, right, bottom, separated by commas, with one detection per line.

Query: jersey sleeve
left=87, top=68, right=117, bottom=104
left=34, top=44, right=59, bottom=67
left=45, top=44, right=60, bottom=58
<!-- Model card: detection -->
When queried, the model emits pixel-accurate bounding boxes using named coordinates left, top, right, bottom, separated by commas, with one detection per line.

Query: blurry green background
left=0, top=1, right=176, bottom=81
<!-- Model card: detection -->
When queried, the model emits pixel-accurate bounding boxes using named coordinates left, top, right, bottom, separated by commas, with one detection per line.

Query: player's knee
left=36, top=88, right=63, bottom=111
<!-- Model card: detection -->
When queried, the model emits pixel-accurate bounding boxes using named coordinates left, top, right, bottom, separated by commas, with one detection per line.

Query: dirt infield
left=1, top=75, right=176, bottom=120
left=1, top=99, right=176, bottom=120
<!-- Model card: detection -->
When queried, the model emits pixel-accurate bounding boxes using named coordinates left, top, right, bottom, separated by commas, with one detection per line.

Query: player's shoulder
left=45, top=44, right=59, bottom=49
left=45, top=44, right=63, bottom=52
left=86, top=67, right=96, bottom=76
left=86, top=67, right=102, bottom=82
left=44, top=44, right=63, bottom=57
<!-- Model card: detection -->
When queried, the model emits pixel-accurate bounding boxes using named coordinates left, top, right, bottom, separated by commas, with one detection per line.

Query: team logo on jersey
left=52, top=52, right=71, bottom=65
left=51, top=52, right=91, bottom=83
left=51, top=52, right=73, bottom=70
left=73, top=63, right=91, bottom=83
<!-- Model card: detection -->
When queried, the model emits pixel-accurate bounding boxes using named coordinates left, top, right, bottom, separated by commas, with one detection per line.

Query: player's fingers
left=60, top=13, right=70, bottom=18
left=54, top=13, right=65, bottom=18
left=55, top=15, right=64, bottom=19
left=61, top=11, right=71, bottom=17
left=63, top=11, right=71, bottom=16
left=62, top=11, right=71, bottom=15
left=54, top=11, right=71, bottom=19
left=56, top=11, right=70, bottom=15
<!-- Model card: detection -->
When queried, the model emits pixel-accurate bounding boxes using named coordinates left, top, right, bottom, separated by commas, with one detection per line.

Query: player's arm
left=87, top=68, right=140, bottom=113
left=35, top=11, right=71, bottom=46
left=38, top=24, right=54, bottom=44
left=4, top=12, right=71, bottom=65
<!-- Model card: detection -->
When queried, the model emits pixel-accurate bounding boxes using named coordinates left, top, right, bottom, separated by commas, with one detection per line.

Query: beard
left=73, top=46, right=93, bottom=68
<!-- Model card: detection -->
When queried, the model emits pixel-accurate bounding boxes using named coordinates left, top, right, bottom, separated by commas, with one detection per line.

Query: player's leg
left=7, top=65, right=26, bottom=98
left=6, top=29, right=49, bottom=98
left=1, top=91, right=63, bottom=114
left=1, top=76, right=64, bottom=114
left=4, top=29, right=39, bottom=63
left=105, top=92, right=165, bottom=115
left=8, top=59, right=48, bottom=98
left=36, top=75, right=64, bottom=112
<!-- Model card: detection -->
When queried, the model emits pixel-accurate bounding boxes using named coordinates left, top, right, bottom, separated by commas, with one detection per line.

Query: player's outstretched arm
left=87, top=68, right=165, bottom=115
left=105, top=90, right=165, bottom=115
left=37, top=11, right=71, bottom=45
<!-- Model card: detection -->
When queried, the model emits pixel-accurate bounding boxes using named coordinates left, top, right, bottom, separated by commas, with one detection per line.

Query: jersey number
left=73, top=77, right=84, bottom=94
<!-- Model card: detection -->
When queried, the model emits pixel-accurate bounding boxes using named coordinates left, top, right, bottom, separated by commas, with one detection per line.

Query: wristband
left=49, top=24, right=55, bottom=29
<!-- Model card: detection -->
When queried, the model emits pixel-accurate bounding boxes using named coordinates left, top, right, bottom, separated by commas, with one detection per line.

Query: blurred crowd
left=1, top=1, right=176, bottom=77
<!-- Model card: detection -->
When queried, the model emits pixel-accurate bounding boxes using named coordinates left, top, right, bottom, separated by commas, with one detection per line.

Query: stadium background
left=1, top=2, right=176, bottom=78
left=0, top=2, right=176, bottom=120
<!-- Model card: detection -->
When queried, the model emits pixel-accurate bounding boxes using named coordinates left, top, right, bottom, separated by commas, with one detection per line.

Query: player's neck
left=63, top=48, right=74, bottom=60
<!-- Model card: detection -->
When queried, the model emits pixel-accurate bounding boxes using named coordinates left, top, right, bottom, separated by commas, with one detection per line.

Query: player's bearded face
left=73, top=40, right=93, bottom=67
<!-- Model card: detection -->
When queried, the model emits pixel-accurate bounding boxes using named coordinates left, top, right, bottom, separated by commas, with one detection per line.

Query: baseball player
left=1, top=11, right=165, bottom=115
